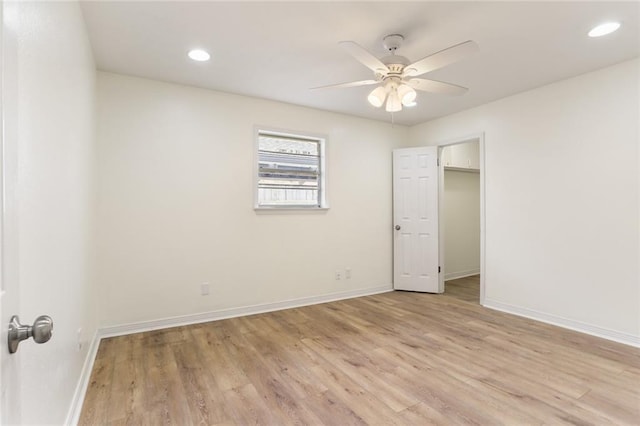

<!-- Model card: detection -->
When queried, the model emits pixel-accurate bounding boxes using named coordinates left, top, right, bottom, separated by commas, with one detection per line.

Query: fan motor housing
left=385, top=63, right=406, bottom=74
left=381, top=55, right=409, bottom=66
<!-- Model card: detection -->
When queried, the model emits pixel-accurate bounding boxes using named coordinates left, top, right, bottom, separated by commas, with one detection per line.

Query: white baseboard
left=100, top=284, right=393, bottom=338
left=444, top=269, right=480, bottom=281
left=483, top=298, right=640, bottom=348
left=65, top=329, right=101, bottom=426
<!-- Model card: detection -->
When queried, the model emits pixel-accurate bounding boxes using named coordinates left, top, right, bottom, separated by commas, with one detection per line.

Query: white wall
left=9, top=1, right=97, bottom=424
left=443, top=169, right=480, bottom=280
left=96, top=72, right=407, bottom=327
left=409, top=59, right=640, bottom=343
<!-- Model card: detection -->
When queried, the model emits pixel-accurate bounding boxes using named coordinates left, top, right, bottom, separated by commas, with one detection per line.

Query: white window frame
left=254, top=127, right=328, bottom=210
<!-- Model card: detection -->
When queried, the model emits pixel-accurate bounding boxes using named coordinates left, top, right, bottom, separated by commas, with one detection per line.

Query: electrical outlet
left=335, top=271, right=342, bottom=280
left=201, top=282, right=210, bottom=296
left=345, top=268, right=352, bottom=279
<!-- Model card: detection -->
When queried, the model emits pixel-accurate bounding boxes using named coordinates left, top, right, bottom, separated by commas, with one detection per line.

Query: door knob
left=395, top=225, right=401, bottom=230
left=8, top=315, right=53, bottom=354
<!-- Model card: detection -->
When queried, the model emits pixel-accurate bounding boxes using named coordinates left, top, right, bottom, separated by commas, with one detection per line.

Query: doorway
left=391, top=135, right=485, bottom=300
left=438, top=134, right=484, bottom=304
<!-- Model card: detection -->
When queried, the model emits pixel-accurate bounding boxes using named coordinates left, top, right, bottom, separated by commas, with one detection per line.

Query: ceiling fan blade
left=339, top=41, right=389, bottom=73
left=310, top=79, right=378, bottom=90
left=404, top=40, right=479, bottom=77
left=408, top=78, right=468, bottom=95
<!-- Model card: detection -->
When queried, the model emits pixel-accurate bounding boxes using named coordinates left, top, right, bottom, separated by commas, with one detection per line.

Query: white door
left=1, top=1, right=22, bottom=422
left=393, top=147, right=441, bottom=293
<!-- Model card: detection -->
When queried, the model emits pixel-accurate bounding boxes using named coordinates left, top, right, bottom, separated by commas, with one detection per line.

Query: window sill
left=254, top=206, right=330, bottom=214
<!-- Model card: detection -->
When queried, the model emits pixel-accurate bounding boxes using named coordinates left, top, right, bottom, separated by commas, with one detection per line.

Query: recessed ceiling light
left=588, top=22, right=621, bottom=37
left=188, top=49, right=210, bottom=61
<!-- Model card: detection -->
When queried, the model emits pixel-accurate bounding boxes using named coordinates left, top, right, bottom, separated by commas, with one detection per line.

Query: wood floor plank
left=79, top=276, right=640, bottom=425
left=301, top=337, right=420, bottom=412
left=142, top=341, right=194, bottom=424
left=478, top=371, right=615, bottom=425
left=77, top=341, right=116, bottom=426
left=306, top=363, right=402, bottom=425
left=190, top=326, right=251, bottom=392
left=250, top=330, right=329, bottom=396
left=171, top=340, right=231, bottom=424
left=398, top=401, right=463, bottom=426
left=302, top=389, right=369, bottom=426
left=578, top=388, right=640, bottom=424
left=222, top=383, right=282, bottom=425
left=222, top=331, right=320, bottom=424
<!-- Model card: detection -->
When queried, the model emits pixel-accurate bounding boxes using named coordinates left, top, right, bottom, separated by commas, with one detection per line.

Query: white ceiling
left=80, top=1, right=640, bottom=126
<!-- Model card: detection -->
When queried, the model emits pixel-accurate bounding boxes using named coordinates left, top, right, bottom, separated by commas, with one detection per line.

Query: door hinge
left=438, top=266, right=441, bottom=273
left=437, top=158, right=440, bottom=166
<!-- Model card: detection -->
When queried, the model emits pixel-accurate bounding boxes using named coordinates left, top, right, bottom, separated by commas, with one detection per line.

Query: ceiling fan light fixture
left=368, top=86, right=387, bottom=108
left=588, top=22, right=621, bottom=37
left=385, top=90, right=402, bottom=112
left=397, top=84, right=417, bottom=106
left=318, top=35, right=477, bottom=117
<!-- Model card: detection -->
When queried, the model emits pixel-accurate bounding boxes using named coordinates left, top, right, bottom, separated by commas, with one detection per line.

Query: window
left=256, top=129, right=326, bottom=209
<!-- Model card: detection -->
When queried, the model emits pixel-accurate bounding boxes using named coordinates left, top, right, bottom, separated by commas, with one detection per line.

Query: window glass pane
left=259, top=136, right=318, bottom=156
left=257, top=132, right=323, bottom=207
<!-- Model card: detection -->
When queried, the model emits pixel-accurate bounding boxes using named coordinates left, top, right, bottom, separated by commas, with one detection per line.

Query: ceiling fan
left=313, top=34, right=479, bottom=113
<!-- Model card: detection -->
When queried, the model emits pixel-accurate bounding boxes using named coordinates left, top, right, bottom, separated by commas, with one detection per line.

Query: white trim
left=65, top=330, right=101, bottom=426
left=484, top=298, right=640, bottom=348
left=478, top=133, right=486, bottom=305
left=254, top=207, right=330, bottom=214
left=444, top=269, right=480, bottom=281
left=100, top=285, right=392, bottom=338
left=253, top=125, right=329, bottom=210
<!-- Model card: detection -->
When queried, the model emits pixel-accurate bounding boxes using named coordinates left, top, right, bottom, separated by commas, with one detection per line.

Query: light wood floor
left=444, top=275, right=480, bottom=304
left=80, top=277, right=640, bottom=425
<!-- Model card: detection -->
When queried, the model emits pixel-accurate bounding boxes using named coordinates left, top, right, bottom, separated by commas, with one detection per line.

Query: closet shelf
left=444, top=166, right=480, bottom=173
